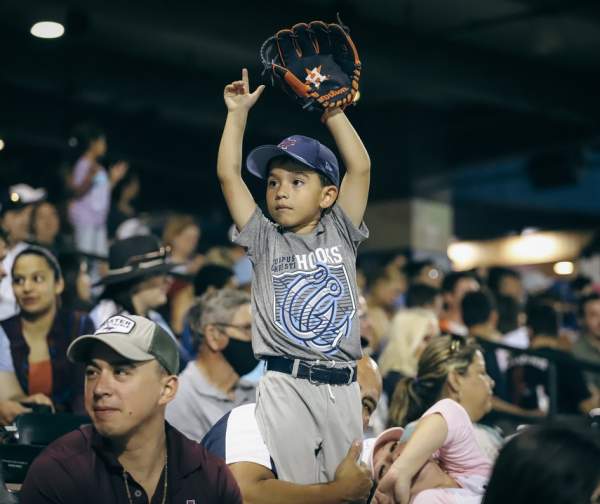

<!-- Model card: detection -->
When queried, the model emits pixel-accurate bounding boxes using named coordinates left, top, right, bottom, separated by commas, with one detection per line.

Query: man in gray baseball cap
left=20, top=314, right=242, bottom=503
left=67, top=313, right=180, bottom=376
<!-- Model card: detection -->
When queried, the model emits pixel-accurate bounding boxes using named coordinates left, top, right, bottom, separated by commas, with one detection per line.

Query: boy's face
left=266, top=162, right=337, bottom=233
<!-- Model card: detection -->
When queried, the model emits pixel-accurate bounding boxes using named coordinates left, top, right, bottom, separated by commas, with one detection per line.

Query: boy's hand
left=224, top=68, right=265, bottom=113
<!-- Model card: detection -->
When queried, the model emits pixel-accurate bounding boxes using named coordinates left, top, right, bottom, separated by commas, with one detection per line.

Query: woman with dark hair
left=0, top=246, right=94, bottom=415
left=483, top=422, right=600, bottom=504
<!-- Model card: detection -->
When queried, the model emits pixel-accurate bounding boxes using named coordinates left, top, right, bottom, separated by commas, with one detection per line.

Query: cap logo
left=278, top=138, right=297, bottom=150
left=96, top=315, right=136, bottom=335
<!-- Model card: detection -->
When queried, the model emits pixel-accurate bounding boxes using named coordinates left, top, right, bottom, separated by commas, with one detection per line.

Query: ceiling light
left=0, top=139, right=4, bottom=151
left=553, top=261, right=574, bottom=276
left=30, top=21, right=65, bottom=39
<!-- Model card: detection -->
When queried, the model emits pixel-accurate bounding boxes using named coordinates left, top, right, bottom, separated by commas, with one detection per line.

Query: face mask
left=222, top=337, right=258, bottom=376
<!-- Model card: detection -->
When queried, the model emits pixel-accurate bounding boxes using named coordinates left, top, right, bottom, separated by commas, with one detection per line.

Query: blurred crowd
left=1, top=122, right=600, bottom=503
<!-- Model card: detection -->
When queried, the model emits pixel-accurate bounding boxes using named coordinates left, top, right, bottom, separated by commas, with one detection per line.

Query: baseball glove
left=260, top=20, right=361, bottom=112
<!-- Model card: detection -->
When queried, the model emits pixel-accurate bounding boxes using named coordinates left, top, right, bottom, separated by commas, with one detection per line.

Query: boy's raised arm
left=324, top=108, right=371, bottom=228
left=217, top=68, right=265, bottom=231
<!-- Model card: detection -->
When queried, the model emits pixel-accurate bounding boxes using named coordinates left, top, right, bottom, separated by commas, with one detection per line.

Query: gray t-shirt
left=233, top=204, right=368, bottom=362
left=166, top=361, right=256, bottom=443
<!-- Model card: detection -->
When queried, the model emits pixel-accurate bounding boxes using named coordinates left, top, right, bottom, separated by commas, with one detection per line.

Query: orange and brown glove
left=260, top=20, right=361, bottom=112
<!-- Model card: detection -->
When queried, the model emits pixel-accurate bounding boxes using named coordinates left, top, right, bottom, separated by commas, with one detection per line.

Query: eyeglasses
left=214, top=323, right=252, bottom=334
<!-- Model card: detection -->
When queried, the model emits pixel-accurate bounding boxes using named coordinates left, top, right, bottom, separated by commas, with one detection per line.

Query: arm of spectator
left=373, top=414, right=447, bottom=504
left=229, top=441, right=372, bottom=504
left=68, top=162, right=100, bottom=198
left=109, top=161, right=129, bottom=188
left=0, top=394, right=54, bottom=425
left=492, top=396, right=545, bottom=419
left=0, top=400, right=31, bottom=425
left=0, top=371, right=25, bottom=401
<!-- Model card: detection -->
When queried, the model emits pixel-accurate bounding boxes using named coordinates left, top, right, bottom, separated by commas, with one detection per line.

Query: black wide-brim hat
left=93, top=234, right=179, bottom=287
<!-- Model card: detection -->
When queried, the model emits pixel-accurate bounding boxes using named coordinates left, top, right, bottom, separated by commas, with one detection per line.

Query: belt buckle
left=345, top=365, right=355, bottom=385
left=307, top=362, right=324, bottom=386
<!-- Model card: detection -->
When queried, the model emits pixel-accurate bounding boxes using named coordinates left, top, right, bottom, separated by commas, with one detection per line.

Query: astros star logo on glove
left=305, top=66, right=328, bottom=89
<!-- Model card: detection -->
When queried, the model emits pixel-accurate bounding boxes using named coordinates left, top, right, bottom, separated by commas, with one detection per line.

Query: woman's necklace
left=122, top=450, right=168, bottom=504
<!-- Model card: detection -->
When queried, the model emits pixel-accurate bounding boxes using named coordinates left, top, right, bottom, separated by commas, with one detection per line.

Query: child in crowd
left=216, top=68, right=370, bottom=483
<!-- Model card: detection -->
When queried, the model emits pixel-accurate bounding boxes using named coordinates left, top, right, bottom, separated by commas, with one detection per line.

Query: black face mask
left=222, top=337, right=258, bottom=376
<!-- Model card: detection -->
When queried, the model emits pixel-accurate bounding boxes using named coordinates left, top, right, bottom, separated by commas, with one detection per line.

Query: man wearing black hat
left=20, top=314, right=242, bottom=503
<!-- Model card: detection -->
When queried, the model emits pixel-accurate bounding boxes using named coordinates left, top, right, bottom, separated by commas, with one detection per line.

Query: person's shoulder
left=424, top=398, right=470, bottom=422
left=30, top=425, right=94, bottom=471
left=174, top=426, right=231, bottom=474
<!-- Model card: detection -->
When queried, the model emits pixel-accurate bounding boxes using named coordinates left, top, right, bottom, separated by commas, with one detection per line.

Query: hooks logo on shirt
left=272, top=263, right=356, bottom=354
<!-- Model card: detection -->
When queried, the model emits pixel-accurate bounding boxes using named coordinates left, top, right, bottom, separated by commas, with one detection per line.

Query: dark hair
left=405, top=283, right=440, bottom=309
left=267, top=155, right=332, bottom=187
left=483, top=422, right=600, bottom=504
left=496, top=294, right=521, bottom=334
left=68, top=122, right=105, bottom=159
left=462, top=289, right=496, bottom=328
left=388, top=335, right=480, bottom=427
left=59, top=254, right=93, bottom=312
left=403, top=260, right=435, bottom=282
left=487, top=267, right=520, bottom=294
left=571, top=275, right=592, bottom=293
left=441, top=271, right=476, bottom=294
left=527, top=301, right=559, bottom=337
left=0, top=227, right=7, bottom=244
left=12, top=246, right=62, bottom=280
left=364, top=266, right=394, bottom=291
left=579, top=293, right=600, bottom=318
left=100, top=278, right=141, bottom=314
left=193, top=264, right=234, bottom=296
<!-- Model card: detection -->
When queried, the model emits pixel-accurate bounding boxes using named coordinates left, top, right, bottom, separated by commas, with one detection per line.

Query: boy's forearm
left=217, top=110, right=249, bottom=182
left=324, top=109, right=370, bottom=175
left=390, top=414, right=447, bottom=481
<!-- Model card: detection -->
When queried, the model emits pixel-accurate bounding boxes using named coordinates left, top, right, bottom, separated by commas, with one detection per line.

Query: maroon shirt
left=20, top=423, right=242, bottom=504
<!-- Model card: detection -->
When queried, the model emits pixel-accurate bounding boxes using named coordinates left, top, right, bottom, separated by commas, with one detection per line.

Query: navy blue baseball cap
left=246, top=135, right=340, bottom=187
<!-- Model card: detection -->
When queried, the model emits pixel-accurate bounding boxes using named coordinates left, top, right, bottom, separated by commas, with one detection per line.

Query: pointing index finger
left=242, top=68, right=250, bottom=93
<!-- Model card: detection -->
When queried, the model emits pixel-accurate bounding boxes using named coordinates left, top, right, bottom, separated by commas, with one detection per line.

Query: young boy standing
left=217, top=68, right=370, bottom=484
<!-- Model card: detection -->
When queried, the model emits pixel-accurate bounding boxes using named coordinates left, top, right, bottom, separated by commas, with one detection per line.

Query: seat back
left=15, top=413, right=89, bottom=446
left=0, top=444, right=44, bottom=484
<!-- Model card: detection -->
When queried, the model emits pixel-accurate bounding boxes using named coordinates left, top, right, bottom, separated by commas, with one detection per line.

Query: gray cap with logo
left=67, top=314, right=179, bottom=375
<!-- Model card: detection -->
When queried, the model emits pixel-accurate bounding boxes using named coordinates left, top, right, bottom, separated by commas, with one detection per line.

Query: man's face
left=583, top=299, right=600, bottom=341
left=2, top=206, right=32, bottom=243
left=84, top=342, right=176, bottom=439
left=357, top=356, right=382, bottom=432
left=223, top=303, right=253, bottom=343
